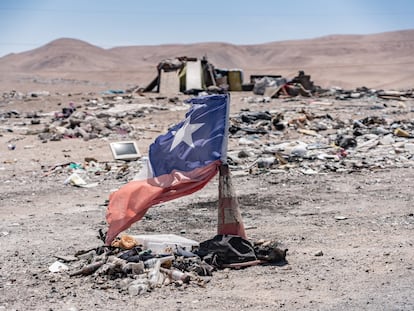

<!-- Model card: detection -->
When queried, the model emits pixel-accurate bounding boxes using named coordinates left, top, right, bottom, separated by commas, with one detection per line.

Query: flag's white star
left=170, top=117, right=204, bottom=151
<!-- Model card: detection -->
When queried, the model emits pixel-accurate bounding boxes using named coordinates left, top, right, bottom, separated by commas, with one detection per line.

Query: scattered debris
left=63, top=234, right=287, bottom=295
left=1, top=79, right=414, bottom=302
left=2, top=83, right=414, bottom=182
left=49, top=261, right=69, bottom=273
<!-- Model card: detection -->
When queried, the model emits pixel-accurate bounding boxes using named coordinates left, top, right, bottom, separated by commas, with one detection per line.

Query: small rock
left=49, top=261, right=69, bottom=273
left=257, top=156, right=275, bottom=168
left=335, top=216, right=348, bottom=220
left=238, top=149, right=252, bottom=158
left=379, top=134, right=394, bottom=145
left=404, top=143, right=414, bottom=153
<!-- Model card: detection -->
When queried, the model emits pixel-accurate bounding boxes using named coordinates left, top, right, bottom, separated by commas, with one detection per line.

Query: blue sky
left=1, top=0, right=414, bottom=57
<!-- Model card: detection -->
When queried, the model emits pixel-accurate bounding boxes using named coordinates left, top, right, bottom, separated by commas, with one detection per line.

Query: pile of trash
left=252, top=71, right=316, bottom=98
left=2, top=85, right=414, bottom=180
left=50, top=234, right=287, bottom=296
left=0, top=92, right=175, bottom=143
left=42, top=157, right=143, bottom=186
left=38, top=100, right=144, bottom=142
left=226, top=102, right=414, bottom=174
left=251, top=71, right=414, bottom=100
left=319, top=87, right=414, bottom=100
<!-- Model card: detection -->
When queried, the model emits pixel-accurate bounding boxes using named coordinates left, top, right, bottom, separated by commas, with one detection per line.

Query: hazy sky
left=1, top=0, right=414, bottom=57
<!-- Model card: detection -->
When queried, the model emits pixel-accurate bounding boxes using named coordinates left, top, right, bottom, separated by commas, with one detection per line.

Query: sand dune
left=0, top=29, right=413, bottom=92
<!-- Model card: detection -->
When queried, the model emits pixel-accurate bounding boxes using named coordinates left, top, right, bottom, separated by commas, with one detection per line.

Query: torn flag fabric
left=105, top=94, right=229, bottom=244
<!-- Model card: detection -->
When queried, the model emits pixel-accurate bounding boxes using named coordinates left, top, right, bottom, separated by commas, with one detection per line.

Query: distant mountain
left=1, top=30, right=414, bottom=91
left=0, top=38, right=124, bottom=71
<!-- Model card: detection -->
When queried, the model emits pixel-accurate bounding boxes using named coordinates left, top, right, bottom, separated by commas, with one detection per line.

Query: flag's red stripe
left=105, top=160, right=221, bottom=244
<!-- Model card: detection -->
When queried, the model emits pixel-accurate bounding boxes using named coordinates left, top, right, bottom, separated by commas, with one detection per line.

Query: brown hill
left=0, top=30, right=413, bottom=92
left=2, top=38, right=125, bottom=71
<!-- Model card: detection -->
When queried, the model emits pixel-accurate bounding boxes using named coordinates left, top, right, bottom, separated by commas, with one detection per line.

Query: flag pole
left=217, top=94, right=247, bottom=239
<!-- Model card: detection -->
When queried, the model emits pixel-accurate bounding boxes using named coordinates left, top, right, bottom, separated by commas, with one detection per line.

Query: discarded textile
left=105, top=94, right=230, bottom=244
left=66, top=235, right=288, bottom=295
left=195, top=234, right=257, bottom=268
left=254, top=241, right=288, bottom=264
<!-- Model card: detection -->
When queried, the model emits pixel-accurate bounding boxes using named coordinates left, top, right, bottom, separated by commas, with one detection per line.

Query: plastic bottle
left=128, top=279, right=149, bottom=296
left=128, top=283, right=148, bottom=296
left=147, top=259, right=163, bottom=288
left=160, top=267, right=191, bottom=283
left=69, top=261, right=104, bottom=277
left=144, top=255, right=174, bottom=268
left=122, top=261, right=145, bottom=275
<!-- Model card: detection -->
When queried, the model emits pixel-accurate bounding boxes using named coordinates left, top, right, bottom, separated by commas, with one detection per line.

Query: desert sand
left=0, top=30, right=414, bottom=311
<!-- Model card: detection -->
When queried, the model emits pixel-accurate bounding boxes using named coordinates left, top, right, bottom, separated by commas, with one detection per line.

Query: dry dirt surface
left=1, top=90, right=414, bottom=311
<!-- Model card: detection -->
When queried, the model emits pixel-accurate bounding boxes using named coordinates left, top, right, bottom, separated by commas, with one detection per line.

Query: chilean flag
left=105, top=94, right=229, bottom=244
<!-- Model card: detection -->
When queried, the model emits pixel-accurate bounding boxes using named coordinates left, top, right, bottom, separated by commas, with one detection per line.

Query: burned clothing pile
left=66, top=234, right=288, bottom=295
left=195, top=234, right=257, bottom=268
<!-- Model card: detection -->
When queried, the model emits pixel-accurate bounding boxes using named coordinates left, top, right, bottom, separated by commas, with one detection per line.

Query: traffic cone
left=217, top=164, right=247, bottom=239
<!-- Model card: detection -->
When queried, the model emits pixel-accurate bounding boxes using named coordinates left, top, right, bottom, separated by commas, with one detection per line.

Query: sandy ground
left=0, top=91, right=413, bottom=311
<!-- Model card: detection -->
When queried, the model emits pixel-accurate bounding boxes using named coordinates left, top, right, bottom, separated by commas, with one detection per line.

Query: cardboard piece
left=185, top=60, right=203, bottom=90
left=159, top=69, right=180, bottom=94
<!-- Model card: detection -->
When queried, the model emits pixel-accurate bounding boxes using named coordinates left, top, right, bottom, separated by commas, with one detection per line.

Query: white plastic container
left=133, top=234, right=199, bottom=254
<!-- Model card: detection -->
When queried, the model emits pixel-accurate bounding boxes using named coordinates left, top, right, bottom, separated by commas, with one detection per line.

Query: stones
left=314, top=250, right=324, bottom=257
